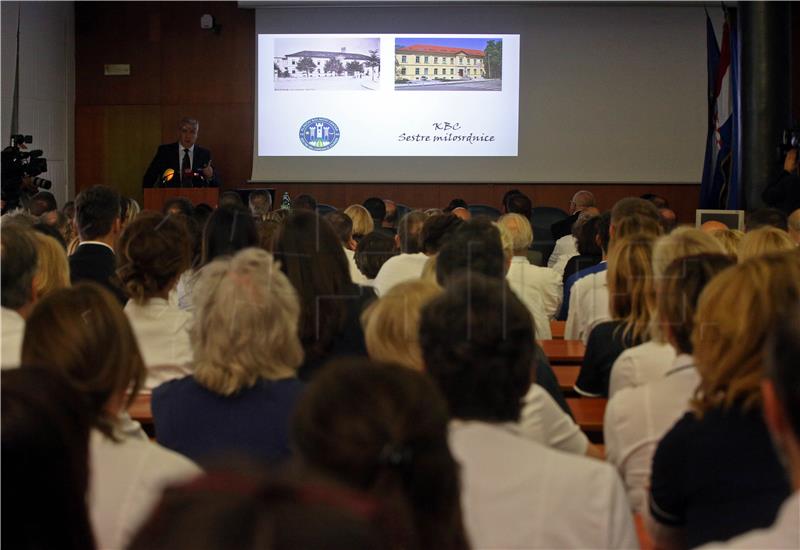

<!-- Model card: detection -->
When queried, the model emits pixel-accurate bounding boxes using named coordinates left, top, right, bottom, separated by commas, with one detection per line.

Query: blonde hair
left=692, top=251, right=800, bottom=415
left=343, top=205, right=374, bottom=239
left=31, top=232, right=70, bottom=299
left=607, top=233, right=656, bottom=342
left=421, top=255, right=439, bottom=284
left=738, top=227, right=796, bottom=261
left=124, top=198, right=141, bottom=225
left=652, top=227, right=725, bottom=278
left=192, top=248, right=303, bottom=395
left=494, top=221, right=514, bottom=262
left=361, top=280, right=442, bottom=371
left=497, top=213, right=533, bottom=254
left=711, top=228, right=744, bottom=258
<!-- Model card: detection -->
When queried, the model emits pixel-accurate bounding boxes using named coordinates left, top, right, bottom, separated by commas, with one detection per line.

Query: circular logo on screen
left=299, top=118, right=341, bottom=151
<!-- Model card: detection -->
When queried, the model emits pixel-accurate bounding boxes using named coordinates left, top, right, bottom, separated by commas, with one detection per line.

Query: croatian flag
left=700, top=9, right=740, bottom=209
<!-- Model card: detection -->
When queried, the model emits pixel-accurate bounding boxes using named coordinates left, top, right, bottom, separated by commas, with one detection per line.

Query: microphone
left=156, top=168, right=175, bottom=188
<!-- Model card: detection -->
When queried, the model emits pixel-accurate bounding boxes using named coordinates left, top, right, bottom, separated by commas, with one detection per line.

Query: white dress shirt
left=450, top=421, right=637, bottom=549
left=344, top=247, right=369, bottom=285
left=1, top=307, right=25, bottom=370
left=506, top=256, right=563, bottom=320
left=564, top=269, right=610, bottom=343
left=698, top=492, right=800, bottom=549
left=548, top=234, right=579, bottom=276
left=512, top=383, right=589, bottom=455
left=511, top=285, right=552, bottom=340
left=89, top=429, right=201, bottom=550
left=372, top=252, right=428, bottom=296
left=124, top=298, right=193, bottom=390
left=608, top=341, right=677, bottom=398
left=604, top=354, right=699, bottom=513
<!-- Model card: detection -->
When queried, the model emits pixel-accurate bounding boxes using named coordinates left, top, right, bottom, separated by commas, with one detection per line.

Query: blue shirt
left=152, top=376, right=304, bottom=466
left=557, top=261, right=607, bottom=320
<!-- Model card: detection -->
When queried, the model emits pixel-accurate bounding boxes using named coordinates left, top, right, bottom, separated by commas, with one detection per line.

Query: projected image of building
left=395, top=38, right=502, bottom=91
left=274, top=37, right=381, bottom=91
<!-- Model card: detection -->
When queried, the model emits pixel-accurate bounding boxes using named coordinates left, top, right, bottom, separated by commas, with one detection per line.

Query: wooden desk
left=566, top=397, right=606, bottom=433
left=539, top=339, right=586, bottom=364
left=550, top=320, right=566, bottom=339
left=552, top=365, right=580, bottom=393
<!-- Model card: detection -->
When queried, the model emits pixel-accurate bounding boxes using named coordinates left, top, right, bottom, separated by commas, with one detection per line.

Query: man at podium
left=142, top=117, right=219, bottom=188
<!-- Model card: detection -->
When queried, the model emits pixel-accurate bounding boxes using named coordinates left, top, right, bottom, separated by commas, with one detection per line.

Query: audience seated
left=153, top=248, right=304, bottom=465
left=745, top=207, right=788, bottom=231
left=699, top=304, right=800, bottom=549
left=117, top=212, right=194, bottom=389
left=326, top=210, right=369, bottom=285
left=248, top=189, right=272, bottom=221
left=498, top=213, right=563, bottom=321
left=21, top=283, right=200, bottom=549
left=558, top=210, right=608, bottom=320
left=788, top=208, right=800, bottom=244
left=420, top=213, right=463, bottom=256
left=551, top=190, right=596, bottom=242
left=162, top=196, right=194, bottom=218
left=219, top=190, right=245, bottom=209
left=354, top=231, right=398, bottom=284
left=122, top=197, right=141, bottom=227
left=648, top=252, right=798, bottom=548
left=343, top=204, right=374, bottom=242
left=605, top=253, right=734, bottom=513
left=361, top=279, right=441, bottom=371
left=659, top=207, right=678, bottom=233
left=1, top=224, right=38, bottom=369
left=420, top=274, right=636, bottom=548
left=293, top=193, right=317, bottom=211
left=373, top=210, right=428, bottom=295
left=575, top=233, right=656, bottom=397
left=2, top=366, right=95, bottom=550
left=273, top=211, right=375, bottom=379
left=608, top=227, right=725, bottom=397
left=710, top=227, right=744, bottom=258
left=363, top=196, right=393, bottom=236
left=69, top=185, right=127, bottom=304
left=30, top=231, right=70, bottom=299
left=291, top=359, right=469, bottom=550
left=383, top=198, right=398, bottom=230
left=738, top=225, right=796, bottom=260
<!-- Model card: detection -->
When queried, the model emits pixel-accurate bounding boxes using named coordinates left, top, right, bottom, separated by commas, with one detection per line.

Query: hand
left=202, top=162, right=214, bottom=180
left=784, top=148, right=798, bottom=173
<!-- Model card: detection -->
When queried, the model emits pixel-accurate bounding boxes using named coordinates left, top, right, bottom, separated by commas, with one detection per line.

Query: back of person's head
left=607, top=233, right=657, bottom=342
left=248, top=190, right=272, bottom=219
left=738, top=226, right=796, bottom=261
left=1, top=224, right=38, bottom=310
left=325, top=210, right=354, bottom=246
left=574, top=213, right=603, bottom=257
left=384, top=199, right=398, bottom=225
left=363, top=197, right=386, bottom=223
left=501, top=189, right=522, bottom=212
left=33, top=218, right=67, bottom=249
left=765, top=305, right=800, bottom=444
left=201, top=205, right=259, bottom=267
left=497, top=213, right=533, bottom=254
left=436, top=218, right=505, bottom=286
left=162, top=197, right=194, bottom=218
left=658, top=208, right=677, bottom=233
left=692, top=251, right=800, bottom=415
left=361, top=280, right=442, bottom=371
left=420, top=273, right=534, bottom=422
left=788, top=208, right=800, bottom=242
left=344, top=204, right=374, bottom=240
left=273, top=211, right=352, bottom=362
left=640, top=193, right=669, bottom=209
left=658, top=253, right=735, bottom=354
left=124, top=197, right=141, bottom=225
left=219, top=190, right=245, bottom=209
left=257, top=219, right=281, bottom=253
left=193, top=248, right=303, bottom=396
left=2, top=367, right=95, bottom=550
left=397, top=210, right=427, bottom=253
left=570, top=190, right=596, bottom=211
left=31, top=231, right=70, bottom=299
left=29, top=190, right=58, bottom=216
left=294, top=193, right=318, bottom=211
left=424, top=207, right=444, bottom=217
left=355, top=232, right=398, bottom=280
left=610, top=196, right=660, bottom=227
left=652, top=226, right=725, bottom=278
left=130, top=470, right=407, bottom=550
left=291, top=359, right=468, bottom=550
left=505, top=193, right=532, bottom=219
left=444, top=198, right=468, bottom=212
left=74, top=185, right=121, bottom=240
left=21, top=283, right=145, bottom=437
left=612, top=214, right=663, bottom=241
left=710, top=228, right=744, bottom=258
left=193, top=202, right=214, bottom=227
left=420, top=214, right=463, bottom=255
left=117, top=212, right=192, bottom=303
left=746, top=207, right=788, bottom=231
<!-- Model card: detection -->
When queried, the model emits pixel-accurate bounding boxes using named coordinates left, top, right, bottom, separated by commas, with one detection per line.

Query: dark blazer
left=69, top=243, right=127, bottom=305
left=761, top=170, right=800, bottom=214
left=142, top=142, right=219, bottom=188
left=550, top=211, right=580, bottom=241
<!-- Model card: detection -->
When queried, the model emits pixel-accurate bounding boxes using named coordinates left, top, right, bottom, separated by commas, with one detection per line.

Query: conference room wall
left=75, top=1, right=254, bottom=203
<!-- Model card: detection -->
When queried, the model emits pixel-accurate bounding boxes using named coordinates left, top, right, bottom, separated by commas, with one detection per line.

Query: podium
left=143, top=188, right=219, bottom=212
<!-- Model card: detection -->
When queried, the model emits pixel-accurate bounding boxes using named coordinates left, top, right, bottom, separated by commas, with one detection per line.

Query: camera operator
left=1, top=135, right=51, bottom=214
left=762, top=134, right=800, bottom=215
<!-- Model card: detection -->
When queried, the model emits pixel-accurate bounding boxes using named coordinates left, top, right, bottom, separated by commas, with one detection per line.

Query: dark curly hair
left=355, top=232, right=398, bottom=279
left=116, top=211, right=192, bottom=303
left=420, top=214, right=463, bottom=255
left=420, top=273, right=534, bottom=422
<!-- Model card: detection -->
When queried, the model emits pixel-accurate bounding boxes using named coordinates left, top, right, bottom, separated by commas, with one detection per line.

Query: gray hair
left=497, top=213, right=533, bottom=254
left=191, top=248, right=303, bottom=395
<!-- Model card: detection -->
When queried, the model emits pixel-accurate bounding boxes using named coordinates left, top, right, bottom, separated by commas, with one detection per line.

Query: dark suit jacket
left=69, top=243, right=128, bottom=305
left=550, top=211, right=580, bottom=241
left=142, top=142, right=219, bottom=188
left=762, top=170, right=800, bottom=214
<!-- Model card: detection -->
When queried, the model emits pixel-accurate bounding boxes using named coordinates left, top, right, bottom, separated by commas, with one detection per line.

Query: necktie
left=181, top=148, right=190, bottom=184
